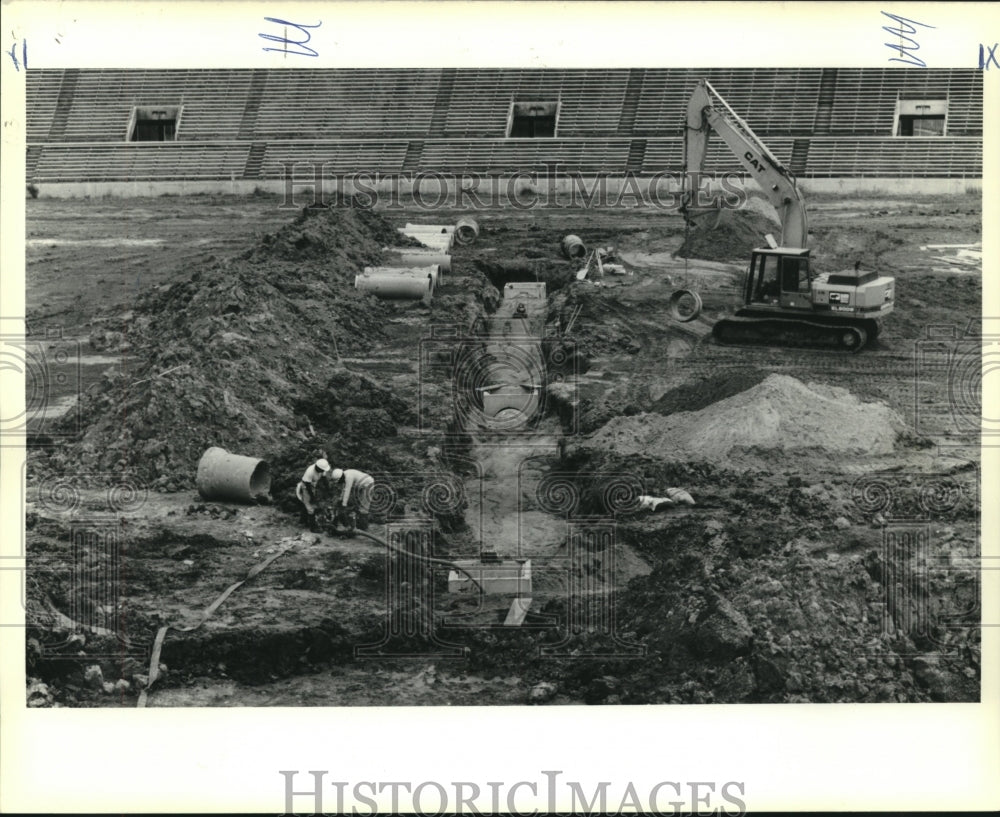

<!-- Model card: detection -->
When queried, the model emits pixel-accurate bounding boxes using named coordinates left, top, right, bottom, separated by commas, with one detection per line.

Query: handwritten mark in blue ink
left=259, top=18, right=321, bottom=58
left=980, top=43, right=1000, bottom=70
left=881, top=11, right=935, bottom=67
left=7, top=39, right=27, bottom=71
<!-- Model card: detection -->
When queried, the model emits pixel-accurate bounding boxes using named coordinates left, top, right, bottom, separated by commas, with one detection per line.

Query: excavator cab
left=746, top=248, right=813, bottom=311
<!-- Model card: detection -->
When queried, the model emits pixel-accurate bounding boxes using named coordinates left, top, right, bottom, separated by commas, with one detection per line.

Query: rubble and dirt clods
left=246, top=195, right=404, bottom=265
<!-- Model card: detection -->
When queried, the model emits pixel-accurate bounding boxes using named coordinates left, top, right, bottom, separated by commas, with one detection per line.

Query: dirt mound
left=41, top=203, right=417, bottom=489
left=674, top=204, right=779, bottom=262
left=651, top=368, right=768, bottom=415
left=587, top=374, right=907, bottom=463
left=246, top=198, right=402, bottom=267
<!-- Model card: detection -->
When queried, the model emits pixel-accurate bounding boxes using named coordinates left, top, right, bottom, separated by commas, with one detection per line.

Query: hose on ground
left=352, top=528, right=485, bottom=594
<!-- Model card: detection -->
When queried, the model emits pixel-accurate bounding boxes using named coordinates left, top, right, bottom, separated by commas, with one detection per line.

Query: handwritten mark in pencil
left=881, top=11, right=935, bottom=67
left=980, top=43, right=999, bottom=70
left=6, top=38, right=27, bottom=71
left=259, top=17, right=321, bottom=58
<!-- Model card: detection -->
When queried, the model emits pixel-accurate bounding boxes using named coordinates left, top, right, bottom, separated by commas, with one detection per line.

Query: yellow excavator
left=681, top=79, right=895, bottom=352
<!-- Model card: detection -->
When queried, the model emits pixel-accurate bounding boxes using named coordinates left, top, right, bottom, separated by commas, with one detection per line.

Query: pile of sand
left=587, top=374, right=907, bottom=462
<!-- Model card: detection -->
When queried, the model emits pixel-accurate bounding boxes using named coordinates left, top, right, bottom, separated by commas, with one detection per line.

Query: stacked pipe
left=367, top=219, right=479, bottom=302
left=355, top=266, right=438, bottom=301
left=398, top=224, right=454, bottom=252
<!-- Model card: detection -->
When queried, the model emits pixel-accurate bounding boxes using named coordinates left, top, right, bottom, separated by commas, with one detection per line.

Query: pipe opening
left=248, top=460, right=271, bottom=498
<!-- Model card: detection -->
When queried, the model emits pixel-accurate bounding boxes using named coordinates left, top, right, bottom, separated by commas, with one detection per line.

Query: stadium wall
left=25, top=68, right=984, bottom=197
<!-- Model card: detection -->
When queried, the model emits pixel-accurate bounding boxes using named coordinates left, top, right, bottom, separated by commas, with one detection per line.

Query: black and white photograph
left=19, top=62, right=986, bottom=707
left=2, top=1, right=998, bottom=813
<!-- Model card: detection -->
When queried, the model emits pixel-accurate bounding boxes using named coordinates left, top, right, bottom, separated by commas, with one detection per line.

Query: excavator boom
left=683, top=79, right=808, bottom=249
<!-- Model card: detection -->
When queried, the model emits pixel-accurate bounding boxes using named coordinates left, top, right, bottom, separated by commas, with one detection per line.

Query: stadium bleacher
left=34, top=143, right=251, bottom=182
left=253, top=69, right=441, bottom=139
left=442, top=69, right=630, bottom=137
left=635, top=69, right=823, bottom=136
left=56, top=70, right=255, bottom=143
left=24, top=68, right=984, bottom=183
left=829, top=68, right=983, bottom=136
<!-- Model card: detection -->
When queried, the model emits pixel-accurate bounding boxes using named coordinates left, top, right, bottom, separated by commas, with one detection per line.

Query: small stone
left=102, top=681, right=116, bottom=694
left=26, top=679, right=52, bottom=707
left=114, top=679, right=131, bottom=693
left=529, top=681, right=557, bottom=703
left=133, top=674, right=149, bottom=688
left=833, top=517, right=851, bottom=530
left=83, top=665, right=104, bottom=690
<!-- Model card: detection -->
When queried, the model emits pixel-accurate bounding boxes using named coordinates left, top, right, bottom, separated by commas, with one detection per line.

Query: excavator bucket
left=682, top=204, right=733, bottom=231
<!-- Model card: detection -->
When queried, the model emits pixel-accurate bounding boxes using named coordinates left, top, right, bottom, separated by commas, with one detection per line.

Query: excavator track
left=712, top=315, right=869, bottom=353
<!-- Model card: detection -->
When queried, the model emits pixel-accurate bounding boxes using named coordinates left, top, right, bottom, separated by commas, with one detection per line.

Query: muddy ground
left=23, top=189, right=982, bottom=707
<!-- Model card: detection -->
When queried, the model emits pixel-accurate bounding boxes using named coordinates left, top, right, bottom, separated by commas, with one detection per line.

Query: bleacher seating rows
left=253, top=70, right=441, bottom=138
left=417, top=139, right=632, bottom=173
left=53, top=70, right=255, bottom=142
left=33, top=143, right=250, bottom=181
left=641, top=137, right=797, bottom=174
left=443, top=69, right=630, bottom=136
left=24, top=69, right=984, bottom=180
left=260, top=142, right=409, bottom=176
left=830, top=69, right=982, bottom=135
left=26, top=71, right=63, bottom=142
left=805, top=137, right=983, bottom=177
left=30, top=137, right=983, bottom=182
left=635, top=69, right=823, bottom=135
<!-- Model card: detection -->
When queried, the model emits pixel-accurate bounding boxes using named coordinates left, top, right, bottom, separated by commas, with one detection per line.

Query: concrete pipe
left=196, top=446, right=271, bottom=503
left=455, top=217, right=480, bottom=246
left=399, top=229, right=454, bottom=251
left=364, top=265, right=440, bottom=288
left=403, top=223, right=455, bottom=235
left=355, top=270, right=434, bottom=300
left=383, top=249, right=451, bottom=274
left=668, top=289, right=703, bottom=322
left=561, top=235, right=587, bottom=259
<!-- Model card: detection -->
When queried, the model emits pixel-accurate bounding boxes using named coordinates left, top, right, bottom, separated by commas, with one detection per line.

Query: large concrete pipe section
left=355, top=269, right=435, bottom=300
left=382, top=249, right=451, bottom=274
left=403, top=223, right=455, bottom=235
left=398, top=227, right=454, bottom=251
left=196, top=446, right=271, bottom=503
left=364, top=264, right=441, bottom=288
left=668, top=289, right=703, bottom=322
left=455, top=217, right=480, bottom=245
left=561, top=235, right=587, bottom=259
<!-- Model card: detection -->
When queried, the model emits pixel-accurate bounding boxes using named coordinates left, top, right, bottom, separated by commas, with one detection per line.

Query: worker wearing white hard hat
left=296, top=457, right=331, bottom=528
left=330, top=467, right=376, bottom=530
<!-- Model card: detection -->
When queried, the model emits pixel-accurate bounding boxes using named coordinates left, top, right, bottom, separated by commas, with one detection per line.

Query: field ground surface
left=23, top=190, right=982, bottom=707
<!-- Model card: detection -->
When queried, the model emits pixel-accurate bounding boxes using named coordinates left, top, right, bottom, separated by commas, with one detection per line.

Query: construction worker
left=330, top=467, right=375, bottom=530
left=296, top=457, right=331, bottom=529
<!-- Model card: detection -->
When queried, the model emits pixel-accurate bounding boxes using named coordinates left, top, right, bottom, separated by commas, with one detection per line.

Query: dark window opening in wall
left=129, top=106, right=180, bottom=142
left=898, top=114, right=946, bottom=136
left=894, top=98, right=947, bottom=137
left=507, top=101, right=558, bottom=138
